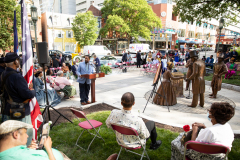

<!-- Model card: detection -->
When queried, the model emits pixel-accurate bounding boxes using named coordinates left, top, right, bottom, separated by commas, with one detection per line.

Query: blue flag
left=14, top=10, right=19, bottom=54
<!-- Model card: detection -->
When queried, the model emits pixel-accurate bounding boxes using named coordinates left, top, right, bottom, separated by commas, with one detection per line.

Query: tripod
left=41, top=64, right=72, bottom=128
left=143, top=66, right=170, bottom=113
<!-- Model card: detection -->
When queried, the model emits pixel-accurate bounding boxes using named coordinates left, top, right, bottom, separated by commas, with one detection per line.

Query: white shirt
left=152, top=53, right=156, bottom=58
left=106, top=109, right=150, bottom=148
left=196, top=123, right=234, bottom=150
left=161, top=59, right=167, bottom=68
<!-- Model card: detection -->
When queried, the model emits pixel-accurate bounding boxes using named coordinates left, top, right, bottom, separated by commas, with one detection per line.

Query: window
left=98, top=3, right=103, bottom=6
left=77, top=1, right=86, bottom=6
left=178, top=29, right=185, bottom=37
left=66, top=31, right=73, bottom=38
left=77, top=8, right=87, bottom=13
left=56, top=31, right=62, bottom=38
left=172, top=13, right=177, bottom=21
left=67, top=18, right=70, bottom=26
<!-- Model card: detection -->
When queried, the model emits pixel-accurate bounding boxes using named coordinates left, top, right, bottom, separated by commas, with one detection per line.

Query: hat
left=4, top=52, right=19, bottom=63
left=0, top=120, right=32, bottom=135
left=167, top=62, right=174, bottom=68
left=218, top=53, right=225, bottom=59
left=230, top=57, right=235, bottom=61
left=189, top=50, right=198, bottom=58
left=0, top=57, right=4, bottom=63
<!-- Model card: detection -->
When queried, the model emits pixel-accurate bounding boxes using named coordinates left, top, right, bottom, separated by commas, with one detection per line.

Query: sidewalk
left=55, top=68, right=240, bottom=133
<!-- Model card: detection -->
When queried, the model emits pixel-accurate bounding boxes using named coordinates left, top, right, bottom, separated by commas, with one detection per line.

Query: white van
left=83, top=45, right=111, bottom=56
left=128, top=43, right=153, bottom=54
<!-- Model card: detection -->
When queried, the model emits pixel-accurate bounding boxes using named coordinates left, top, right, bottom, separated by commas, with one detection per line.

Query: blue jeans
left=4, top=115, right=33, bottom=146
left=79, top=82, right=90, bottom=103
left=206, top=63, right=213, bottom=69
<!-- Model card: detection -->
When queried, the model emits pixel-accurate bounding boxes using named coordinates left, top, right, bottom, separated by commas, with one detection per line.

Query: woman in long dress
left=174, top=51, right=179, bottom=63
left=153, top=62, right=184, bottom=106
left=54, top=71, right=76, bottom=98
left=34, top=71, right=61, bottom=107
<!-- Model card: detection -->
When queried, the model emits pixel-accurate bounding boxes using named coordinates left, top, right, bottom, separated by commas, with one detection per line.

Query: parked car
left=83, top=45, right=112, bottom=56
left=49, top=50, right=72, bottom=64
left=90, top=55, right=121, bottom=68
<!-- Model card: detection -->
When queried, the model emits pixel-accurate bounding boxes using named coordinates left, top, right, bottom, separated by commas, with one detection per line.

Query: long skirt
left=60, top=85, right=77, bottom=97
left=171, top=133, right=226, bottom=160
left=153, top=81, right=177, bottom=106
left=36, top=89, right=61, bottom=107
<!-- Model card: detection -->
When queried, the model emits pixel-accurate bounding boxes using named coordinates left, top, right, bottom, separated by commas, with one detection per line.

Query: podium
left=81, top=73, right=105, bottom=103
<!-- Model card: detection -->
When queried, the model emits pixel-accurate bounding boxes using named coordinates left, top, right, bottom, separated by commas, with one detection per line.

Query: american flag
left=21, top=0, right=43, bottom=140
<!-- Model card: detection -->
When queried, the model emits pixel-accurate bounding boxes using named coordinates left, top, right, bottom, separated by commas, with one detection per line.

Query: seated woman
left=46, top=69, right=55, bottom=88
left=153, top=62, right=184, bottom=106
left=61, top=63, right=71, bottom=79
left=171, top=102, right=235, bottom=160
left=225, top=57, right=237, bottom=79
left=54, top=71, right=76, bottom=98
left=34, top=71, right=61, bottom=107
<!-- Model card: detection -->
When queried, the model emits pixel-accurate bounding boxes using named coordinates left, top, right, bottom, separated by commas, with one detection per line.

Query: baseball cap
left=0, top=120, right=32, bottom=135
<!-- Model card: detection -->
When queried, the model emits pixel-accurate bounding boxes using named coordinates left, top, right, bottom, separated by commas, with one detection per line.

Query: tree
left=100, top=0, right=162, bottom=45
left=72, top=11, right=99, bottom=48
left=0, top=0, right=21, bottom=54
left=173, top=0, right=240, bottom=25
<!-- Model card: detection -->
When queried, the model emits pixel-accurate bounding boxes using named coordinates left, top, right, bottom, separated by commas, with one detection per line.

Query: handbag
left=180, top=127, right=203, bottom=146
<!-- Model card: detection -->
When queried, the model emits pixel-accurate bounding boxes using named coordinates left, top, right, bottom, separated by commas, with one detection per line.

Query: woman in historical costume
left=225, top=57, right=238, bottom=79
left=171, top=102, right=235, bottom=160
left=153, top=62, right=184, bottom=106
left=54, top=71, right=76, bottom=98
left=34, top=71, right=61, bottom=107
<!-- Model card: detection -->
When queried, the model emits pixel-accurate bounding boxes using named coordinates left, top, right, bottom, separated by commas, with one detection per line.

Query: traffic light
left=165, top=33, right=168, bottom=38
left=160, top=33, right=162, bottom=37
left=195, top=33, right=198, bottom=38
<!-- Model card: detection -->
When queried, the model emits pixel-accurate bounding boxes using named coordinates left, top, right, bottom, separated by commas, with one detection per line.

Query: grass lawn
left=49, top=111, right=240, bottom=160
left=204, top=72, right=240, bottom=86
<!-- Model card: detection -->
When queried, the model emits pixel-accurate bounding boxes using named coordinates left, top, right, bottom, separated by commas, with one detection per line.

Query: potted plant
left=100, top=65, right=112, bottom=75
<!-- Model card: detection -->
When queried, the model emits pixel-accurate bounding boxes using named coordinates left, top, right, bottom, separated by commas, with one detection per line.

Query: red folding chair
left=111, top=124, right=150, bottom=160
left=70, top=108, right=105, bottom=152
left=184, top=140, right=230, bottom=160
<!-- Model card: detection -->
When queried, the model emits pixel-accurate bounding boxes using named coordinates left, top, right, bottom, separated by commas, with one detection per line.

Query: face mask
left=207, top=112, right=212, bottom=122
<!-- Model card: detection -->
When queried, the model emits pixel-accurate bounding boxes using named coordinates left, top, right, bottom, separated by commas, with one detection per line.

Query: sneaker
left=150, top=140, right=162, bottom=150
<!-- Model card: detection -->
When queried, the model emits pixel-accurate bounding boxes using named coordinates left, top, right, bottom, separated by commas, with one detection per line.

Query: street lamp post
left=217, top=17, right=224, bottom=53
left=30, top=5, right=38, bottom=44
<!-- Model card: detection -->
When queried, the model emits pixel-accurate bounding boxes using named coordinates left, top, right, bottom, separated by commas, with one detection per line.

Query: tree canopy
left=72, top=11, right=98, bottom=48
left=173, top=0, right=240, bottom=25
left=100, top=0, right=162, bottom=44
left=0, top=0, right=21, bottom=54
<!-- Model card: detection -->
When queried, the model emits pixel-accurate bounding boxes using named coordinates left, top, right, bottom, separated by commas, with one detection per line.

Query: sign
left=161, top=11, right=166, bottom=17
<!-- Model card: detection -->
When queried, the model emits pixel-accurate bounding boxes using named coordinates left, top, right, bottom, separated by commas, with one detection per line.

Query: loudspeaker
left=35, top=42, right=49, bottom=64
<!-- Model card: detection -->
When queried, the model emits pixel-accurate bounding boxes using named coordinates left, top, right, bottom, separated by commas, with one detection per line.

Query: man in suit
left=205, top=55, right=214, bottom=69
left=76, top=55, right=95, bottom=105
left=136, top=50, right=141, bottom=68
left=52, top=53, right=59, bottom=68
left=186, top=50, right=205, bottom=108
left=59, top=54, right=65, bottom=66
left=185, top=50, right=190, bottom=62
left=122, top=51, right=127, bottom=62
left=230, top=49, right=238, bottom=60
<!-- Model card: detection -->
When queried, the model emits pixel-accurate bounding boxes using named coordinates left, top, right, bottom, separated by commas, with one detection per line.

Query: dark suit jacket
left=122, top=53, right=127, bottom=62
left=59, top=56, right=65, bottom=66
left=205, top=57, right=214, bottom=64
left=71, top=65, right=77, bottom=75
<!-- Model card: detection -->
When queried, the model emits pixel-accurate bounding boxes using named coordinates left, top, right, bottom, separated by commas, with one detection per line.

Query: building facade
left=43, top=12, right=79, bottom=52
left=76, top=0, right=104, bottom=13
left=40, top=0, right=76, bottom=15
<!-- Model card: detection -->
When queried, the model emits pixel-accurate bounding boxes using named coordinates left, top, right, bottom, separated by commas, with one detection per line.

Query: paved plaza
left=55, top=65, right=240, bottom=133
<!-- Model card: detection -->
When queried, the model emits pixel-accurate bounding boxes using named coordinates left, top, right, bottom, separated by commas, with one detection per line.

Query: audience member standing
left=0, top=52, right=35, bottom=146
left=185, top=50, right=190, bottom=62
left=136, top=50, right=141, bottom=68
left=122, top=51, right=127, bottom=63
left=52, top=53, right=59, bottom=68
left=142, top=52, right=147, bottom=65
left=93, top=55, right=101, bottom=73
left=59, top=54, right=65, bottom=67
left=174, top=50, right=179, bottom=63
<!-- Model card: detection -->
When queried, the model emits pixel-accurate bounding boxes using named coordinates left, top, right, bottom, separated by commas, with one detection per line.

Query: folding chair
left=111, top=124, right=150, bottom=160
left=183, top=140, right=230, bottom=160
left=70, top=108, right=105, bottom=152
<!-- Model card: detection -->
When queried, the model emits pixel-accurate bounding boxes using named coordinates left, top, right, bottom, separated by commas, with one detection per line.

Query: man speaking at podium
left=77, top=55, right=95, bottom=105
